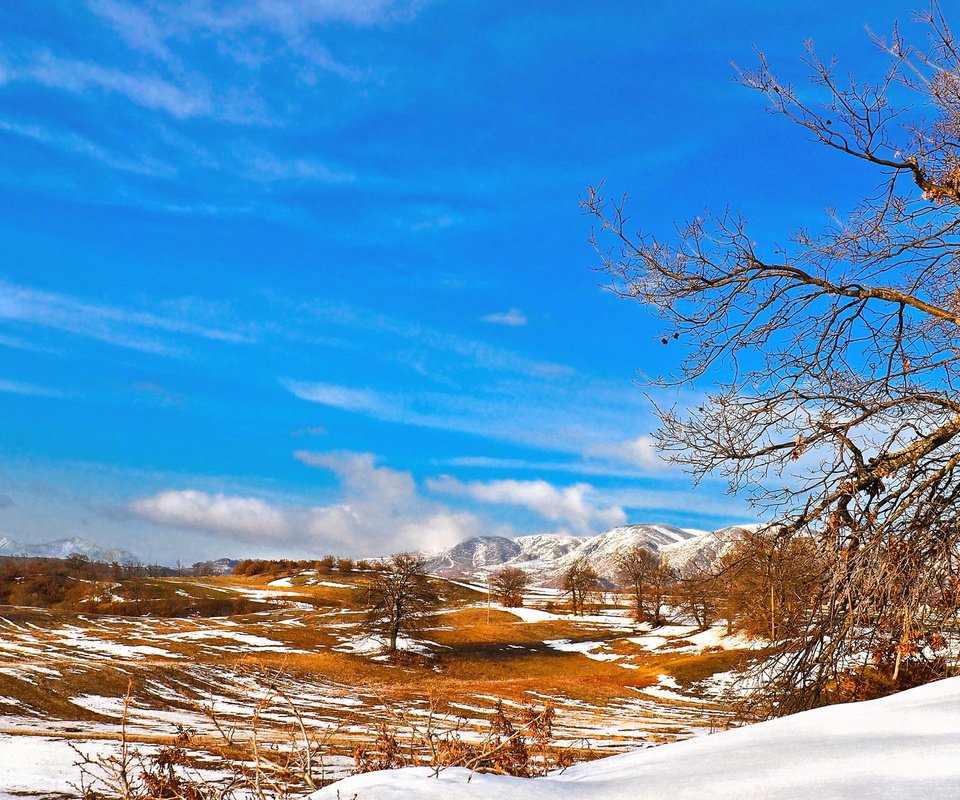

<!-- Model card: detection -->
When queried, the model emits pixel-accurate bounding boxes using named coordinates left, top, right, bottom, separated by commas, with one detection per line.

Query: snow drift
left=311, top=677, right=960, bottom=799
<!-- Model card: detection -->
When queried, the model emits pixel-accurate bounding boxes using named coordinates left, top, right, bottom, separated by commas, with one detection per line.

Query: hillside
left=313, top=676, right=960, bottom=799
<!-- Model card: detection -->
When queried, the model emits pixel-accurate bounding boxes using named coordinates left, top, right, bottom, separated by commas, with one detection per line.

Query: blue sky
left=0, top=1, right=910, bottom=563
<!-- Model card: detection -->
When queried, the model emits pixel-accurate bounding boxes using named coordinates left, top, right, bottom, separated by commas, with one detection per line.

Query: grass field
left=0, top=568, right=761, bottom=794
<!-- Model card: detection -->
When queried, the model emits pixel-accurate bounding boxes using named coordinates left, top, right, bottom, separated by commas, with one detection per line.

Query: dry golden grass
left=0, top=571, right=755, bottom=765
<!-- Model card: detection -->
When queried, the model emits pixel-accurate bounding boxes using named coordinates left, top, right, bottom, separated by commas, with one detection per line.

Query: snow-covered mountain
left=423, top=523, right=752, bottom=585
left=0, top=535, right=138, bottom=564
left=423, top=533, right=586, bottom=575
left=662, top=525, right=756, bottom=575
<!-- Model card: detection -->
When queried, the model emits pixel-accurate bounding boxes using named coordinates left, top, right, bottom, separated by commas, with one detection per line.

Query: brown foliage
left=560, top=558, right=601, bottom=616
left=490, top=566, right=529, bottom=607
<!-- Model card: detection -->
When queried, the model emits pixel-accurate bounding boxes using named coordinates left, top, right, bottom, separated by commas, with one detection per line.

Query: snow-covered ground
left=0, top=735, right=115, bottom=798
left=311, top=677, right=960, bottom=800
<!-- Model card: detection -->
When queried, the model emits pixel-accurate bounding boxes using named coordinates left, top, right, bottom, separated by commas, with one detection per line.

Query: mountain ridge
left=0, top=535, right=138, bottom=564
left=422, top=522, right=752, bottom=585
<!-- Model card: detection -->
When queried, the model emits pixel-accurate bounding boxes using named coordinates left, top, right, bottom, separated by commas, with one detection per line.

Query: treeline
left=483, top=533, right=826, bottom=636
left=233, top=555, right=372, bottom=577
left=0, top=555, right=262, bottom=617
left=491, top=529, right=951, bottom=699
left=545, top=533, right=824, bottom=637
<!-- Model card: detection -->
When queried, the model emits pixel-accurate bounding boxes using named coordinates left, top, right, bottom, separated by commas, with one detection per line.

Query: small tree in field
left=363, top=553, right=441, bottom=655
left=643, top=558, right=677, bottom=627
left=616, top=544, right=659, bottom=621
left=674, top=565, right=719, bottom=631
left=490, top=566, right=529, bottom=607
left=585, top=7, right=960, bottom=713
left=560, top=558, right=600, bottom=616
left=717, top=530, right=827, bottom=642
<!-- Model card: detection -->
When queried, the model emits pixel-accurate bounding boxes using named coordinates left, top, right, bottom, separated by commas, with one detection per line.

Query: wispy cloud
left=232, top=144, right=355, bottom=184
left=426, top=474, right=626, bottom=534
left=0, top=379, right=64, bottom=398
left=302, top=300, right=573, bottom=379
left=584, top=435, right=669, bottom=471
left=599, top=486, right=756, bottom=523
left=481, top=308, right=527, bottom=326
left=436, top=455, right=650, bottom=479
left=18, top=54, right=212, bottom=119
left=0, top=280, right=253, bottom=356
left=292, top=426, right=327, bottom=437
left=283, top=377, right=661, bottom=462
left=131, top=380, right=185, bottom=407
left=284, top=382, right=388, bottom=415
left=0, top=118, right=173, bottom=177
left=0, top=332, right=61, bottom=354
left=82, top=0, right=422, bottom=88
left=86, top=0, right=175, bottom=61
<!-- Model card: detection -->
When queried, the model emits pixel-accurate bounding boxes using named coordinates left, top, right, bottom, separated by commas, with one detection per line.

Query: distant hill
left=0, top=535, right=138, bottom=564
left=423, top=532, right=585, bottom=575
left=422, top=523, right=753, bottom=585
left=192, top=557, right=240, bottom=576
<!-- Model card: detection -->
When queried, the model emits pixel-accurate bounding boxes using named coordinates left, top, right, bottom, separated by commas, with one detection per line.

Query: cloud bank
left=128, top=451, right=499, bottom=556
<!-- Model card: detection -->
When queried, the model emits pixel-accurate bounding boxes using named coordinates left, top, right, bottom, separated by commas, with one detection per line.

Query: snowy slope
left=513, top=533, right=586, bottom=562
left=660, top=525, right=754, bottom=575
left=312, top=677, right=960, bottom=799
left=423, top=533, right=585, bottom=576
left=423, top=536, right=524, bottom=573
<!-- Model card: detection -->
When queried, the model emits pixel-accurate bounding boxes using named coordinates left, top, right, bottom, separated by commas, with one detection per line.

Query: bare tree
left=616, top=544, right=659, bottom=621
left=584, top=6, right=960, bottom=713
left=363, top=553, right=441, bottom=655
left=560, top=558, right=600, bottom=616
left=490, top=566, right=530, bottom=607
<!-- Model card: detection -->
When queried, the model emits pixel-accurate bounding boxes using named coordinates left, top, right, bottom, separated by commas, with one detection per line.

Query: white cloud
left=297, top=450, right=494, bottom=552
left=481, top=308, right=527, bottom=327
left=294, top=450, right=416, bottom=505
left=284, top=382, right=388, bottom=415
left=426, top=475, right=626, bottom=534
left=130, top=490, right=289, bottom=538
left=129, top=451, right=499, bottom=555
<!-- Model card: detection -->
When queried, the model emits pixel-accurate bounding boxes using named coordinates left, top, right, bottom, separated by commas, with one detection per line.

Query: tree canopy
left=585, top=6, right=960, bottom=713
